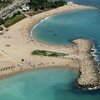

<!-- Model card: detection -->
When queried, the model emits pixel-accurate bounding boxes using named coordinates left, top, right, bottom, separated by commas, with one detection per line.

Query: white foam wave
left=44, top=16, right=50, bottom=20
left=32, top=16, right=51, bottom=30
left=91, top=46, right=100, bottom=63
left=33, top=24, right=38, bottom=29
left=88, top=86, right=98, bottom=90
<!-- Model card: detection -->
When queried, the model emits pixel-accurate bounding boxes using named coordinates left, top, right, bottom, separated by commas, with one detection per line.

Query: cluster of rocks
left=73, top=39, right=100, bottom=89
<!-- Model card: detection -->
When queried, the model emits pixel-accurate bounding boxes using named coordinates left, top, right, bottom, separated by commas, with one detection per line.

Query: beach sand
left=0, top=4, right=97, bottom=78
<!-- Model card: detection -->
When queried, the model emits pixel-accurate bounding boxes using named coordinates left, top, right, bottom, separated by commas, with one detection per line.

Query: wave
left=91, top=46, right=100, bottom=62
left=32, top=24, right=38, bottom=30
left=32, top=16, right=51, bottom=30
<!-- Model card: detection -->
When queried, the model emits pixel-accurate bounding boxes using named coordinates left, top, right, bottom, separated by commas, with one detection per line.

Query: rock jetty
left=73, top=39, right=100, bottom=89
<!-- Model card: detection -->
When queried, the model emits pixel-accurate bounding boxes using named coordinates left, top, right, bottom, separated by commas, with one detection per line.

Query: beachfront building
left=0, top=0, right=30, bottom=19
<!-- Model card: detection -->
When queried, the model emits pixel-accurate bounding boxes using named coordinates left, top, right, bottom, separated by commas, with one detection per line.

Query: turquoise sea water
left=0, top=68, right=78, bottom=100
left=32, top=9, right=100, bottom=57
left=0, top=68, right=100, bottom=100
left=53, top=0, right=100, bottom=7
left=32, top=9, right=100, bottom=100
left=32, top=9, right=100, bottom=46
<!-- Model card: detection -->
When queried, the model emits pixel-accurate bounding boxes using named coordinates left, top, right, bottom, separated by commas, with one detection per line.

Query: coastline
left=0, top=65, right=79, bottom=80
left=29, top=4, right=97, bottom=43
left=0, top=4, right=98, bottom=79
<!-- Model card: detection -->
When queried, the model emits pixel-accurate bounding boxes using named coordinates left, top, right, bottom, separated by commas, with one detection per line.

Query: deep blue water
left=54, top=0, right=100, bottom=7
left=0, top=68, right=100, bottom=100
left=68, top=0, right=100, bottom=7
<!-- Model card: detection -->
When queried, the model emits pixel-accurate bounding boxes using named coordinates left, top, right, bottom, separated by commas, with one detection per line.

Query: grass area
left=32, top=50, right=67, bottom=57
left=4, top=12, right=26, bottom=27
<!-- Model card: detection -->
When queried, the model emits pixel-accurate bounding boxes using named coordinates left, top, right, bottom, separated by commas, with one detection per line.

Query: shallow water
left=0, top=68, right=100, bottom=100
left=0, top=68, right=77, bottom=100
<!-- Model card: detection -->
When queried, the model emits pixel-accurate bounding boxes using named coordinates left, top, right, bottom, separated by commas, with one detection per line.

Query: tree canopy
left=29, top=0, right=66, bottom=11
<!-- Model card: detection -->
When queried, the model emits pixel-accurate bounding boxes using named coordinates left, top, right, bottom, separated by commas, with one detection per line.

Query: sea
left=0, top=0, right=100, bottom=100
left=54, top=0, right=100, bottom=7
left=1, top=68, right=100, bottom=100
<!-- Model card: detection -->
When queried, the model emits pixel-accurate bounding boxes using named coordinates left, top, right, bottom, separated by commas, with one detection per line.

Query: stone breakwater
left=73, top=39, right=100, bottom=89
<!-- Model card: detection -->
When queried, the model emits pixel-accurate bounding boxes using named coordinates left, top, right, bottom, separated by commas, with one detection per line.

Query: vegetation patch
left=32, top=50, right=67, bottom=57
left=3, top=12, right=26, bottom=27
left=28, top=0, right=66, bottom=15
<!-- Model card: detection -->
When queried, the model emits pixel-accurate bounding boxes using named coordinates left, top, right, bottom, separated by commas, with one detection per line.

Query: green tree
left=29, top=0, right=65, bottom=10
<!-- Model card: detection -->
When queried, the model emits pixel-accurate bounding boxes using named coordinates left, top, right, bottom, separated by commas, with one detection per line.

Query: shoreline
left=29, top=4, right=97, bottom=46
left=0, top=4, right=98, bottom=79
left=0, top=65, right=78, bottom=80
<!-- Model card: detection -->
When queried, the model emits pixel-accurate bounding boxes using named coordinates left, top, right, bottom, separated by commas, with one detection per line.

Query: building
left=0, top=0, right=30, bottom=19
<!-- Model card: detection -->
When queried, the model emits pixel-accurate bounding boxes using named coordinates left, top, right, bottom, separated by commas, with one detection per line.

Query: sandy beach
left=0, top=4, right=97, bottom=78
